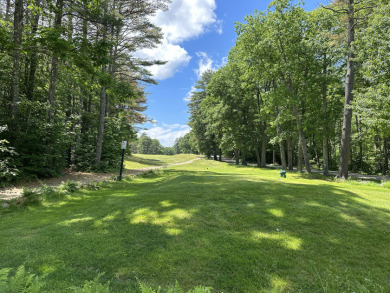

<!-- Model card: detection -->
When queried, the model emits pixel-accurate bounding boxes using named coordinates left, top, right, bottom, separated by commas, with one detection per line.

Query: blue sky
left=138, top=0, right=327, bottom=147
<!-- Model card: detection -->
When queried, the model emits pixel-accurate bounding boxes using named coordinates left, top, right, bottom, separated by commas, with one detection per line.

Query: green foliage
left=0, top=265, right=46, bottom=293
left=70, top=274, right=110, bottom=293
left=132, top=133, right=164, bottom=155
left=0, top=127, right=18, bottom=182
left=58, top=180, right=79, bottom=194
left=138, top=281, right=212, bottom=293
left=0, top=0, right=169, bottom=181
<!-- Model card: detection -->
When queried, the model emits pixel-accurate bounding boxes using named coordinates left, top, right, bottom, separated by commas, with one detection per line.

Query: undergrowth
left=0, top=266, right=211, bottom=293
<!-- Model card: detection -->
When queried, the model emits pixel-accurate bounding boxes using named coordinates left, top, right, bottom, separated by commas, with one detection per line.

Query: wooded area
left=0, top=0, right=170, bottom=182
left=131, top=133, right=197, bottom=156
left=188, top=0, right=390, bottom=178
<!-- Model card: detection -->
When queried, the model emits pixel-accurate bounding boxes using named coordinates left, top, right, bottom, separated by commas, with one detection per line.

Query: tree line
left=0, top=0, right=170, bottom=181
left=131, top=133, right=197, bottom=155
left=188, top=0, right=390, bottom=178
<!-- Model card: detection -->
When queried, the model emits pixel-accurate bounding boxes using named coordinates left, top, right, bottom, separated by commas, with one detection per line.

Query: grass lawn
left=0, top=158, right=389, bottom=292
left=125, top=154, right=199, bottom=170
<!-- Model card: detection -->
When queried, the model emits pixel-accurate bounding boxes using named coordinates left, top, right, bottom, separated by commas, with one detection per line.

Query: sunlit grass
left=0, top=158, right=389, bottom=292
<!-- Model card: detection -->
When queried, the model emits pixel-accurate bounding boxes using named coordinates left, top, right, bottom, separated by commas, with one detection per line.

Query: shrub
left=21, top=188, right=41, bottom=206
left=58, top=180, right=79, bottom=194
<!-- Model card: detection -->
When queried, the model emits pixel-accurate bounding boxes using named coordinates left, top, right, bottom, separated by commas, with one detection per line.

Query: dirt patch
left=0, top=158, right=202, bottom=201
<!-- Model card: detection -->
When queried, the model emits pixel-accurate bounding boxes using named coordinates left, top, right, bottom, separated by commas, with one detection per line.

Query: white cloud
left=195, top=52, right=216, bottom=78
left=154, top=0, right=217, bottom=43
left=140, top=42, right=191, bottom=80
left=141, top=124, right=191, bottom=147
left=138, top=0, right=220, bottom=80
left=184, top=85, right=197, bottom=102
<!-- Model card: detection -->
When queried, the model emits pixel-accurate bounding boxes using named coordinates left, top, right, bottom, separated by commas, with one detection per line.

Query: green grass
left=0, top=158, right=389, bottom=292
left=125, top=154, right=199, bottom=170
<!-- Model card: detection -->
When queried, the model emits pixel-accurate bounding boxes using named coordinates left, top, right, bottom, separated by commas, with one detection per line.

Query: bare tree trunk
left=261, top=122, right=267, bottom=167
left=47, top=0, right=64, bottom=121
left=235, top=149, right=239, bottom=165
left=384, top=138, right=389, bottom=175
left=287, top=136, right=293, bottom=171
left=293, top=105, right=311, bottom=173
left=80, top=15, right=89, bottom=133
left=255, top=147, right=261, bottom=167
left=298, top=141, right=303, bottom=173
left=338, top=0, right=355, bottom=179
left=11, top=0, right=24, bottom=119
left=322, top=55, right=329, bottom=176
left=323, top=136, right=329, bottom=175
left=219, top=148, right=222, bottom=162
left=26, top=0, right=41, bottom=99
left=273, top=149, right=276, bottom=165
left=95, top=80, right=107, bottom=165
left=275, top=106, right=286, bottom=169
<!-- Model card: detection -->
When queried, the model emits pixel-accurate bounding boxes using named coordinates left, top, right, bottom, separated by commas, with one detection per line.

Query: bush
left=21, top=188, right=41, bottom=206
left=58, top=180, right=79, bottom=194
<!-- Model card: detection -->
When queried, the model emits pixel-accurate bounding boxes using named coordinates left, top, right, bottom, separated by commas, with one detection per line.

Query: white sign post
left=119, top=141, right=127, bottom=180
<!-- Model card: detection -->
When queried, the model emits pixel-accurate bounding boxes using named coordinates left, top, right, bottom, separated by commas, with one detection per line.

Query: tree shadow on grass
left=0, top=169, right=389, bottom=292
left=125, top=156, right=166, bottom=168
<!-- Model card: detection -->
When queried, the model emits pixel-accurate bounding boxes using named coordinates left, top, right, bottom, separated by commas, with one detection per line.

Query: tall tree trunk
left=322, top=54, right=329, bottom=176
left=273, top=149, right=276, bottom=165
left=292, top=105, right=311, bottom=173
left=261, top=122, right=267, bottom=167
left=47, top=0, right=64, bottom=121
left=287, top=136, right=293, bottom=171
left=95, top=80, right=107, bottom=165
left=26, top=0, right=41, bottom=99
left=275, top=106, right=286, bottom=169
left=384, top=138, right=389, bottom=175
left=255, top=147, right=261, bottom=167
left=235, top=149, right=239, bottom=165
left=11, top=0, right=24, bottom=119
left=80, top=15, right=89, bottom=133
left=298, top=141, right=303, bottom=173
left=219, top=148, right=222, bottom=162
left=338, top=0, right=355, bottom=179
left=323, top=136, right=329, bottom=175
left=5, top=0, right=11, bottom=20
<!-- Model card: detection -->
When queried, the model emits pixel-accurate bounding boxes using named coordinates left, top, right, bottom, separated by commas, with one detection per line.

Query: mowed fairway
left=1, top=157, right=389, bottom=292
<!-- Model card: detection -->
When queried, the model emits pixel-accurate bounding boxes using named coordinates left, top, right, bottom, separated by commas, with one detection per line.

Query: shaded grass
left=125, top=154, right=199, bottom=170
left=0, top=159, right=389, bottom=292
